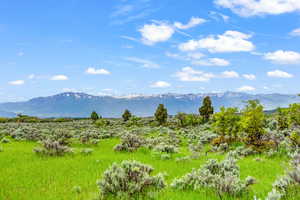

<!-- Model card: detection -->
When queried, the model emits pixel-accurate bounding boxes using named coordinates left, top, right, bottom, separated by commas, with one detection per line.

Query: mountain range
left=0, top=92, right=299, bottom=118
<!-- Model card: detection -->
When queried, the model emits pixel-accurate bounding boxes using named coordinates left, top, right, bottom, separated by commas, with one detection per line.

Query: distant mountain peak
left=0, top=92, right=299, bottom=118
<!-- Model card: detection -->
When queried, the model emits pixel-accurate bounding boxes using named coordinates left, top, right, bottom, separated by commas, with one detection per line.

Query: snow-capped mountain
left=0, top=92, right=299, bottom=118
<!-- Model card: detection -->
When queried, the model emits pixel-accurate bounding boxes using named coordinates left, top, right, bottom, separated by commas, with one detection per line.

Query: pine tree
left=122, top=109, right=132, bottom=122
left=154, top=104, right=168, bottom=125
left=90, top=111, right=99, bottom=121
left=199, top=96, right=214, bottom=122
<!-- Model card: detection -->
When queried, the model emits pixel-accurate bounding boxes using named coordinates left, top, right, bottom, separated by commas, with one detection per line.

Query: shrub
left=288, top=103, right=300, bottom=127
left=171, top=157, right=255, bottom=197
left=176, top=113, right=203, bottom=127
left=1, top=137, right=10, bottom=143
left=97, top=160, right=166, bottom=199
left=95, top=118, right=110, bottom=127
left=33, top=139, right=71, bottom=156
left=212, top=107, right=240, bottom=141
left=79, top=130, right=100, bottom=145
left=154, top=143, right=178, bottom=154
left=276, top=108, right=289, bottom=130
left=114, top=133, right=144, bottom=152
left=270, top=152, right=300, bottom=199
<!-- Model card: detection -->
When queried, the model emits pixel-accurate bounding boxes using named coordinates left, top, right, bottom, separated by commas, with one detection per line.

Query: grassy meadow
left=0, top=136, right=291, bottom=200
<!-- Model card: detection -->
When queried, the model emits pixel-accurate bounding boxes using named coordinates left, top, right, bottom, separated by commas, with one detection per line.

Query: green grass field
left=0, top=138, right=290, bottom=200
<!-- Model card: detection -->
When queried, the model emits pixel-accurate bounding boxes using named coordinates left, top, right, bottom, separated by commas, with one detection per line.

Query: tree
left=90, top=111, right=99, bottom=121
left=288, top=103, right=300, bottom=127
left=276, top=108, right=289, bottom=130
left=199, top=96, right=214, bottom=122
left=240, top=100, right=266, bottom=147
left=155, top=104, right=168, bottom=125
left=213, top=107, right=241, bottom=140
left=122, top=109, right=132, bottom=122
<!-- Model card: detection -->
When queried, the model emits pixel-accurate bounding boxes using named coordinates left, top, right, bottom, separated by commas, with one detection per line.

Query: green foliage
left=175, top=112, right=203, bottom=127
left=171, top=156, right=255, bottom=197
left=290, top=131, right=300, bottom=147
left=95, top=118, right=110, bottom=127
left=122, top=109, right=132, bottom=122
left=199, top=96, right=214, bottom=122
left=240, top=100, right=266, bottom=148
left=288, top=103, right=300, bottom=127
left=154, top=104, right=168, bottom=125
left=114, top=133, right=145, bottom=152
left=97, top=160, right=166, bottom=199
left=90, top=111, right=100, bottom=121
left=212, top=107, right=240, bottom=139
left=276, top=108, right=289, bottom=130
left=33, top=139, right=71, bottom=156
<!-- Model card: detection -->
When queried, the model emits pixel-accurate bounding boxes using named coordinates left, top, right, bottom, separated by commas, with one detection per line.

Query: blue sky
left=1, top=0, right=300, bottom=102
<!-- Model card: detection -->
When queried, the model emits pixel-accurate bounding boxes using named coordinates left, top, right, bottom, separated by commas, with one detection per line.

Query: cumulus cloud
left=150, top=81, right=171, bottom=88
left=178, top=31, right=255, bottom=53
left=290, top=28, right=300, bottom=36
left=214, top=0, right=300, bottom=17
left=174, top=17, right=206, bottom=30
left=237, top=85, right=256, bottom=92
left=139, top=22, right=175, bottom=45
left=86, top=67, right=111, bottom=75
left=50, top=75, right=69, bottom=81
left=174, top=67, right=215, bottom=82
left=264, top=50, right=300, bottom=65
left=8, top=80, right=25, bottom=85
left=139, top=17, right=206, bottom=45
left=267, top=70, right=293, bottom=78
left=192, top=58, right=230, bottom=66
left=125, top=57, right=160, bottom=68
left=243, top=74, right=256, bottom=80
left=220, top=70, right=239, bottom=78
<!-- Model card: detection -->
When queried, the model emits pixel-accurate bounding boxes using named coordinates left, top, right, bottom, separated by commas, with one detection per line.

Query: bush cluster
left=97, top=160, right=166, bottom=199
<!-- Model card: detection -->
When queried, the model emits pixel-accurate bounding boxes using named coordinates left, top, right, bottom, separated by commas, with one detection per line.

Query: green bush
left=97, top=160, right=166, bottom=199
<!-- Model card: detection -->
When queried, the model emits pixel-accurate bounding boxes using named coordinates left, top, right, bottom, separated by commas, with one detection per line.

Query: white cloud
left=28, top=74, right=35, bottom=79
left=125, top=57, right=160, bottom=68
left=264, top=50, right=300, bottom=65
left=86, top=67, right=111, bottom=75
left=214, top=0, right=300, bottom=17
left=209, top=11, right=230, bottom=22
left=174, top=17, right=206, bottom=30
left=290, top=28, right=300, bottom=36
left=237, top=85, right=256, bottom=92
left=50, top=75, right=69, bottom=81
left=192, top=58, right=230, bottom=66
left=150, top=81, right=171, bottom=88
left=174, top=67, right=215, bottom=82
left=139, top=22, right=175, bottom=45
left=178, top=31, right=255, bottom=53
left=220, top=70, right=239, bottom=78
left=267, top=70, right=293, bottom=78
left=243, top=74, right=256, bottom=80
left=166, top=51, right=230, bottom=67
left=8, top=80, right=25, bottom=85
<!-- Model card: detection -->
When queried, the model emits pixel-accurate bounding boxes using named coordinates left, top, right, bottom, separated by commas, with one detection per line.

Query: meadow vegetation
left=0, top=97, right=299, bottom=200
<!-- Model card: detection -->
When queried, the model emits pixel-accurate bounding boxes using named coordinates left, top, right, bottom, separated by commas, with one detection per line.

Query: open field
left=0, top=112, right=299, bottom=200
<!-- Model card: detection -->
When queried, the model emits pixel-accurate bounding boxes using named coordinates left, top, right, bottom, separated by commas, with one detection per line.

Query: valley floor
left=0, top=139, right=291, bottom=200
